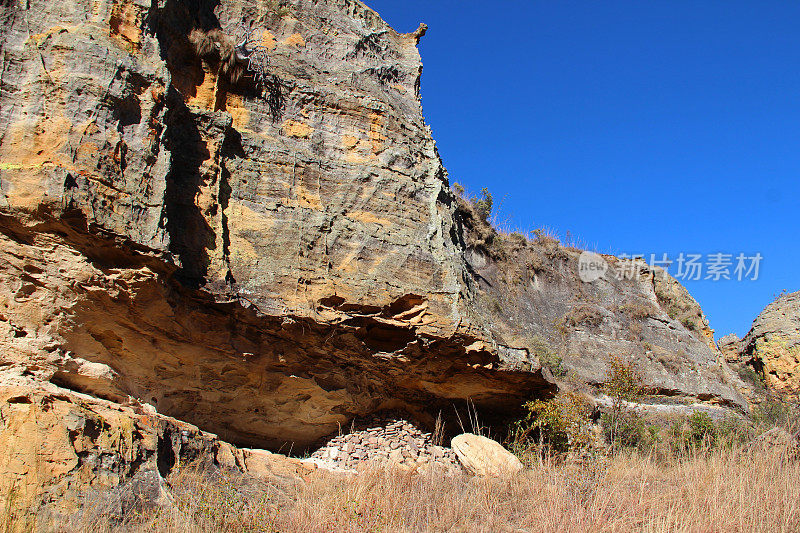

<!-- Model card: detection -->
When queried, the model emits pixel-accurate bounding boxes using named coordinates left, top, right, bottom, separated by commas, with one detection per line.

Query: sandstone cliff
left=0, top=373, right=316, bottom=523
left=740, top=291, right=800, bottom=395
left=0, top=0, right=749, bottom=515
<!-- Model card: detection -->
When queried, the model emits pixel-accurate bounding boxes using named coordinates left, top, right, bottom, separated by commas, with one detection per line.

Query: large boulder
left=451, top=433, right=523, bottom=476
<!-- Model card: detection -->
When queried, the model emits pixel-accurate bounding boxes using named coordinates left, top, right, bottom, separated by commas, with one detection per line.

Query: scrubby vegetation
left=753, top=396, right=798, bottom=429
left=738, top=364, right=767, bottom=390
left=472, top=187, right=494, bottom=221
left=12, top=377, right=800, bottom=533
left=510, top=356, right=799, bottom=459
left=563, top=304, right=605, bottom=329
left=508, top=393, right=595, bottom=457
left=600, top=357, right=648, bottom=452
left=617, top=300, right=658, bottom=321
left=530, top=335, right=567, bottom=377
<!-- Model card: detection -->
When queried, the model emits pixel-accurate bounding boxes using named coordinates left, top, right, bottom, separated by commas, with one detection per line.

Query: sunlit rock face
left=741, top=291, right=800, bottom=395
left=0, top=0, right=746, bottom=480
left=0, top=0, right=555, bottom=452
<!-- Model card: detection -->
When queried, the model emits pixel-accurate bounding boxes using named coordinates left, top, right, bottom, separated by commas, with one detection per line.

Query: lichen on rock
left=741, top=291, right=800, bottom=395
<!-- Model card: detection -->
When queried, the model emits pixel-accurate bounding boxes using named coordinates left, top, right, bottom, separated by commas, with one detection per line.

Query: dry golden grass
left=42, top=444, right=800, bottom=533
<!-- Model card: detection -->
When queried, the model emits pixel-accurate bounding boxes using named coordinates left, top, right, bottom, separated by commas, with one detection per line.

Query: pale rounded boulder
left=451, top=433, right=524, bottom=476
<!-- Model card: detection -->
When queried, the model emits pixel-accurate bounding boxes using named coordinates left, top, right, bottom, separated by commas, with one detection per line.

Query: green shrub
left=601, top=409, right=646, bottom=449
left=519, top=399, right=569, bottom=454
left=602, top=357, right=646, bottom=452
left=603, top=357, right=645, bottom=403
left=687, top=412, right=717, bottom=443
left=509, top=394, right=594, bottom=456
left=752, top=398, right=793, bottom=430
left=645, top=424, right=662, bottom=448
left=715, top=416, right=754, bottom=446
left=669, top=412, right=718, bottom=452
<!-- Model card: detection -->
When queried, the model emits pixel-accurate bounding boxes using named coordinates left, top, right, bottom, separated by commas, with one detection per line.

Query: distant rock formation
left=718, top=333, right=743, bottom=365
left=741, top=291, right=800, bottom=395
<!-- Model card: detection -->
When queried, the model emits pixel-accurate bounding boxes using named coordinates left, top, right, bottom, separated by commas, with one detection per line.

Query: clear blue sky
left=367, top=0, right=799, bottom=339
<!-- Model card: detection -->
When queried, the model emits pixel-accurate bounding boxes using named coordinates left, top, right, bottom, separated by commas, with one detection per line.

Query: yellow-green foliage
left=603, top=356, right=645, bottom=402
left=602, top=357, right=646, bottom=451
left=754, top=337, right=799, bottom=358
left=668, top=413, right=755, bottom=453
left=510, top=393, right=594, bottom=455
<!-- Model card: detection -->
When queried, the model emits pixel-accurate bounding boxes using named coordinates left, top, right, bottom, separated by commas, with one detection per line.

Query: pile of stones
left=308, top=412, right=460, bottom=471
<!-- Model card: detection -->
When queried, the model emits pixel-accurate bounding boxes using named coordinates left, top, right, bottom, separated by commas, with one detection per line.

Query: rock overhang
left=0, top=0, right=749, bottom=459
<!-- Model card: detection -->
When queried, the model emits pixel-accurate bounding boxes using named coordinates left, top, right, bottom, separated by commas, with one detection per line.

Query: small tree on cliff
left=472, top=187, right=493, bottom=221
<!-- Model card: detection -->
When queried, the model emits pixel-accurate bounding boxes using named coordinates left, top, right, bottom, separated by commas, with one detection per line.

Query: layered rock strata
left=0, top=372, right=314, bottom=523
left=0, top=0, right=752, bottom=517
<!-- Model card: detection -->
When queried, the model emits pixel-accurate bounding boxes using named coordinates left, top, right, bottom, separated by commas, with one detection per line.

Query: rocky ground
left=308, top=412, right=459, bottom=471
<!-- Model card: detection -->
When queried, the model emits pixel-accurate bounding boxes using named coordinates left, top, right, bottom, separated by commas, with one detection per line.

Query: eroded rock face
left=0, top=0, right=750, bottom=509
left=0, top=221, right=553, bottom=451
left=0, top=0, right=559, bottom=452
left=0, top=373, right=314, bottom=527
left=741, top=291, right=800, bottom=395
left=454, top=205, right=747, bottom=408
left=718, top=333, right=742, bottom=365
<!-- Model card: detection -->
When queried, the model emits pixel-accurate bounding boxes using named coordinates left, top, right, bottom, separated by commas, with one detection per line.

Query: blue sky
left=367, top=0, right=800, bottom=339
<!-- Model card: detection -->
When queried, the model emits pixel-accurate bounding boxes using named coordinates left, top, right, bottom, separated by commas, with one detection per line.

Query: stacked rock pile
left=309, top=412, right=460, bottom=471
